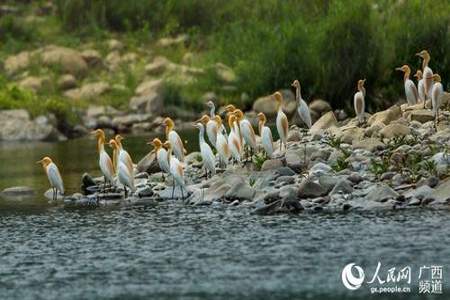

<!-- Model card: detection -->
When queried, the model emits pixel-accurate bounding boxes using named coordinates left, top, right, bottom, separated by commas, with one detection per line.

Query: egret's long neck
left=209, top=105, right=215, bottom=118
left=404, top=70, right=410, bottom=82
left=359, top=86, right=366, bottom=97
left=198, top=126, right=205, bottom=144
left=258, top=120, right=264, bottom=136
left=423, top=56, right=430, bottom=70
left=277, top=101, right=282, bottom=112
left=97, top=136, right=105, bottom=153
left=295, top=86, right=302, bottom=102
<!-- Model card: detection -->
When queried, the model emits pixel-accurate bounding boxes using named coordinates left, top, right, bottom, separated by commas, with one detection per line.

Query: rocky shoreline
left=4, top=100, right=449, bottom=215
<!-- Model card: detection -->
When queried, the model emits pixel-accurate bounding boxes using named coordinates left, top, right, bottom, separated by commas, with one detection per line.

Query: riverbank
left=4, top=100, right=449, bottom=215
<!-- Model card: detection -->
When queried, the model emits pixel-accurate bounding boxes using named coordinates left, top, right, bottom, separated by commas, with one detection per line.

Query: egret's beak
left=395, top=67, right=402, bottom=71
left=415, top=52, right=421, bottom=57
left=362, top=79, right=366, bottom=83
left=36, top=160, right=42, bottom=164
left=146, top=141, right=154, bottom=145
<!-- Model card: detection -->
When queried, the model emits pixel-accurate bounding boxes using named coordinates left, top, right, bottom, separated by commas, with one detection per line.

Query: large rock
left=57, top=74, right=77, bottom=90
left=157, top=34, right=188, bottom=47
left=41, top=46, right=88, bottom=76
left=352, top=138, right=384, bottom=151
left=107, top=39, right=124, bottom=51
left=1, top=186, right=35, bottom=198
left=0, top=110, right=63, bottom=141
left=105, top=51, right=121, bottom=70
left=297, top=179, right=328, bottom=198
left=407, top=110, right=435, bottom=123
left=4, top=51, right=31, bottom=75
left=145, top=56, right=174, bottom=75
left=338, top=126, right=365, bottom=144
left=253, top=90, right=295, bottom=118
left=367, top=105, right=401, bottom=126
left=365, top=184, right=399, bottom=202
left=129, top=92, right=164, bottom=116
left=135, top=79, right=164, bottom=96
left=309, top=99, right=332, bottom=115
left=136, top=152, right=160, bottom=174
left=18, top=76, right=48, bottom=92
left=431, top=178, right=450, bottom=201
left=81, top=49, right=102, bottom=67
left=64, top=81, right=110, bottom=100
left=309, top=111, right=338, bottom=136
left=215, top=62, right=236, bottom=84
left=379, top=123, right=411, bottom=139
left=261, top=159, right=284, bottom=171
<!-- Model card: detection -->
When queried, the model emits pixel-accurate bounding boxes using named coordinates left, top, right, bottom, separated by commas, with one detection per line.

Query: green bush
left=0, top=15, right=36, bottom=43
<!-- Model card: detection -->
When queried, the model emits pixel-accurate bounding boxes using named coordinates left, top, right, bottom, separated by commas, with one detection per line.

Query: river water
left=0, top=135, right=449, bottom=299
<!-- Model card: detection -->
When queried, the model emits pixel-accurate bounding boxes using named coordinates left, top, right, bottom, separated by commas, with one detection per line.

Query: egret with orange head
left=395, top=65, right=418, bottom=106
left=257, top=112, right=274, bottom=158
left=273, top=92, right=288, bottom=151
left=109, top=139, right=135, bottom=198
left=354, top=79, right=366, bottom=125
left=163, top=117, right=185, bottom=162
left=37, top=156, right=64, bottom=201
left=291, top=80, right=312, bottom=129
left=92, top=129, right=115, bottom=190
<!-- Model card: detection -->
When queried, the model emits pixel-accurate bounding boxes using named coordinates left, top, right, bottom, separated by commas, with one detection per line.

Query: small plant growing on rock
left=331, top=154, right=350, bottom=172
left=423, top=160, right=438, bottom=177
left=252, top=152, right=268, bottom=171
left=369, top=156, right=390, bottom=178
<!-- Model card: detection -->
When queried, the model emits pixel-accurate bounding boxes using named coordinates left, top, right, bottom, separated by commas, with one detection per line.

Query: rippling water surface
left=0, top=136, right=449, bottom=299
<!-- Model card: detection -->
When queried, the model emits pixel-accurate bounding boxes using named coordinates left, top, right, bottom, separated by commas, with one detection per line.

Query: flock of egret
left=37, top=50, right=445, bottom=200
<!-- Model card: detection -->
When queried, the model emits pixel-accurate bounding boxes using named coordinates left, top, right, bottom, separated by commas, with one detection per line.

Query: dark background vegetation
left=1, top=0, right=449, bottom=114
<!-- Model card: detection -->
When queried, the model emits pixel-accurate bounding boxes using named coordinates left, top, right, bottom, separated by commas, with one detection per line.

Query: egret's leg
left=124, top=185, right=128, bottom=198
left=181, top=186, right=185, bottom=199
left=171, top=178, right=175, bottom=199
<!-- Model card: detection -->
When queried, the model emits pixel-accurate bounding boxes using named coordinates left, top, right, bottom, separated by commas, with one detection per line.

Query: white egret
left=166, top=141, right=187, bottom=199
left=416, top=50, right=433, bottom=100
left=431, top=73, right=444, bottom=127
left=214, top=115, right=230, bottom=167
left=353, top=79, right=366, bottom=125
left=163, top=117, right=185, bottom=162
left=273, top=92, right=288, bottom=151
left=37, top=157, right=64, bottom=201
left=148, top=138, right=170, bottom=181
left=291, top=80, right=312, bottom=128
left=395, top=65, right=418, bottom=106
left=109, top=139, right=135, bottom=198
left=414, top=70, right=426, bottom=107
left=257, top=112, right=274, bottom=158
left=194, top=122, right=216, bottom=178
left=92, top=129, right=115, bottom=190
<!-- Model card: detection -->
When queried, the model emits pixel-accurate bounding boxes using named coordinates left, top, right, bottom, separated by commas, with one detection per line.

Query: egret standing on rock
left=416, top=50, right=433, bottom=101
left=194, top=122, right=216, bottom=178
left=431, top=73, right=444, bottom=127
left=148, top=138, right=170, bottom=181
left=291, top=80, right=312, bottom=129
left=163, top=117, right=185, bottom=162
left=414, top=70, right=426, bottom=106
left=37, top=157, right=64, bottom=201
left=115, top=135, right=134, bottom=175
left=214, top=115, right=230, bottom=167
left=257, top=112, right=274, bottom=158
left=273, top=92, right=289, bottom=151
left=92, top=129, right=115, bottom=190
left=234, top=109, right=257, bottom=158
left=166, top=141, right=187, bottom=199
left=227, top=113, right=242, bottom=164
left=197, top=115, right=218, bottom=149
left=109, top=139, right=135, bottom=198
left=207, top=100, right=226, bottom=134
left=354, top=79, right=366, bottom=125
left=395, top=65, right=418, bottom=106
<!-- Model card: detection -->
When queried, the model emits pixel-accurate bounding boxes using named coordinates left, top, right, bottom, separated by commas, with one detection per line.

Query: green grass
left=1, top=0, right=450, bottom=119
